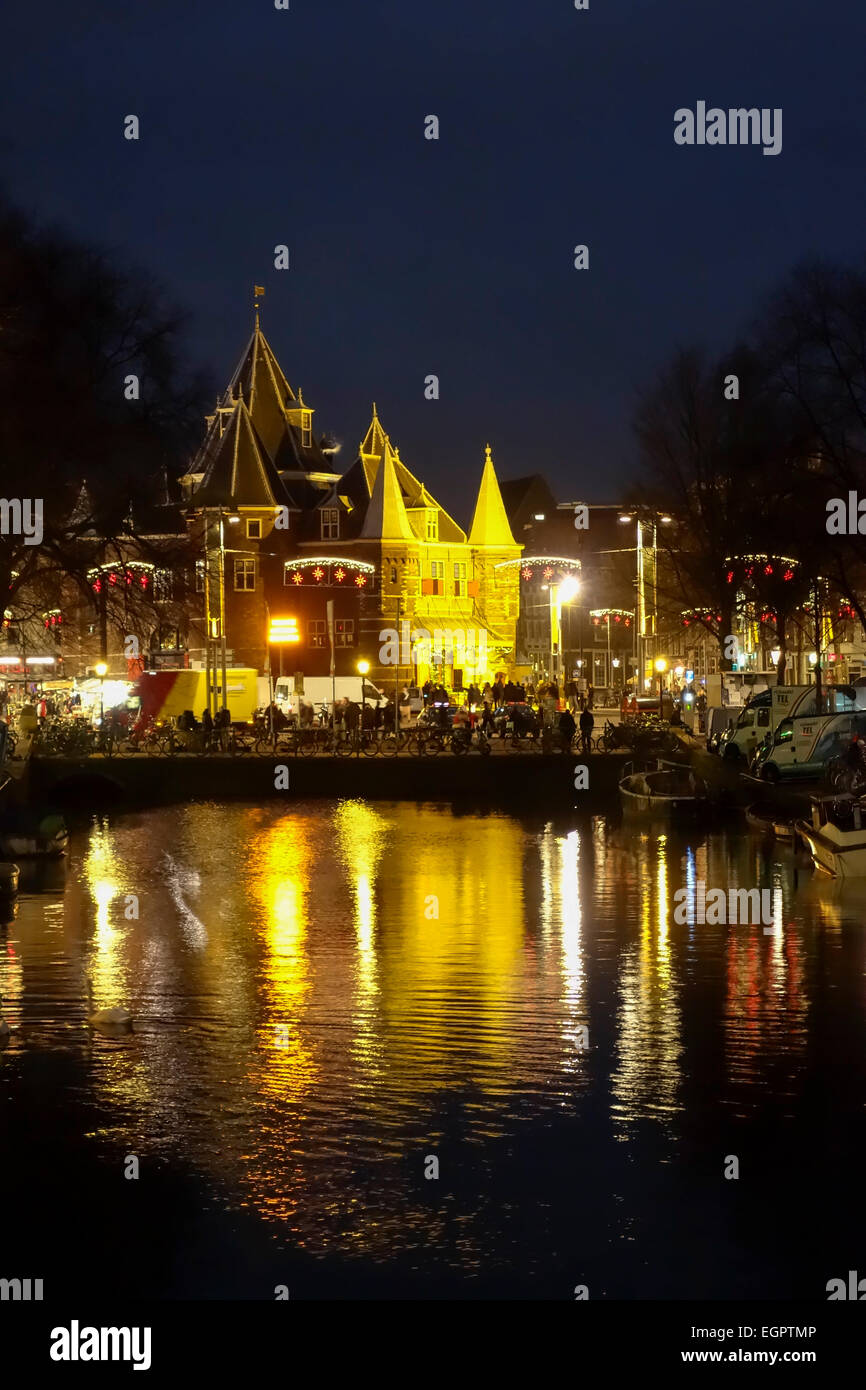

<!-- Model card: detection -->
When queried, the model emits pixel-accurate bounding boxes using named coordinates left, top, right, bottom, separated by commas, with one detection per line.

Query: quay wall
left=26, top=752, right=629, bottom=809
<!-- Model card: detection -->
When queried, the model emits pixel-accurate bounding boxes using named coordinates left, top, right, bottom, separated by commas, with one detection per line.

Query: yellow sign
left=268, top=617, right=300, bottom=644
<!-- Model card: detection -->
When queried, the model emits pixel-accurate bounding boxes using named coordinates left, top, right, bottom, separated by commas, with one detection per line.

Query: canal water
left=1, top=799, right=864, bottom=1300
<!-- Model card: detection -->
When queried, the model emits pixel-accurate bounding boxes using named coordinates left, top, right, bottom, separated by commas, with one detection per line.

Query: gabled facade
left=35, top=321, right=524, bottom=692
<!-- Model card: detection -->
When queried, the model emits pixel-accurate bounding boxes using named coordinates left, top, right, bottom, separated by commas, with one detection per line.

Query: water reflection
left=1, top=799, right=864, bottom=1284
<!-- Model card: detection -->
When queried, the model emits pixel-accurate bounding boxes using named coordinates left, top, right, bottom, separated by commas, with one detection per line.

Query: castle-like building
left=177, top=317, right=523, bottom=690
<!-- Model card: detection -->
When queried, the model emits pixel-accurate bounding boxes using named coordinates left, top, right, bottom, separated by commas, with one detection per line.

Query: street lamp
left=655, top=657, right=667, bottom=713
left=95, top=661, right=107, bottom=725
left=358, top=659, right=370, bottom=727
left=551, top=575, right=580, bottom=687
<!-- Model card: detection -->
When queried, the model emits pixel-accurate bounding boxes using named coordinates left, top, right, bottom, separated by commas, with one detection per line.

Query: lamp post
left=95, top=661, right=107, bottom=726
left=552, top=576, right=580, bottom=688
left=358, top=659, right=370, bottom=747
left=655, top=657, right=667, bottom=715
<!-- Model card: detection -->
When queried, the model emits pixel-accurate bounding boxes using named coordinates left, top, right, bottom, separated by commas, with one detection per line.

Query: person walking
left=620, top=689, right=631, bottom=723
left=579, top=704, right=594, bottom=755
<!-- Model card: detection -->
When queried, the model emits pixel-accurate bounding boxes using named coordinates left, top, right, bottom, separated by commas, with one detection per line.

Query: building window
left=234, top=559, right=256, bottom=591
left=247, top=518, right=262, bottom=539
left=335, top=619, right=355, bottom=647
left=426, top=510, right=438, bottom=542
left=153, top=568, right=173, bottom=602
left=431, top=561, right=444, bottom=579
left=321, top=507, right=339, bottom=540
left=195, top=560, right=205, bottom=593
left=308, top=619, right=326, bottom=648
left=390, top=566, right=397, bottom=584
left=453, top=561, right=467, bottom=597
left=302, top=411, right=312, bottom=449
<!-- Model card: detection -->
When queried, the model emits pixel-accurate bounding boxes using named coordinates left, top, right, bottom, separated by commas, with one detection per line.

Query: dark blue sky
left=2, top=0, right=863, bottom=523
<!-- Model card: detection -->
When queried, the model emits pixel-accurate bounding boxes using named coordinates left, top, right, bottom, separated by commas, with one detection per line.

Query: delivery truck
left=269, top=674, right=388, bottom=713
left=128, top=668, right=259, bottom=728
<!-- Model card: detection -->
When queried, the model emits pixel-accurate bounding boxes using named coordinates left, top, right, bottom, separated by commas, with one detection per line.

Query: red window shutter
left=467, top=580, right=479, bottom=598
left=421, top=578, right=434, bottom=595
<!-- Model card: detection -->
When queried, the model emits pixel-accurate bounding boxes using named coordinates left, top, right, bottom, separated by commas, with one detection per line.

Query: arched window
left=390, top=566, right=397, bottom=584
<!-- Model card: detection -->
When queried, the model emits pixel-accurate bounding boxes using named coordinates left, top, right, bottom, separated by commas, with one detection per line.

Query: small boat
left=0, top=811, right=68, bottom=859
left=745, top=804, right=798, bottom=842
left=619, top=765, right=708, bottom=817
left=0, top=861, right=20, bottom=894
left=796, top=795, right=866, bottom=878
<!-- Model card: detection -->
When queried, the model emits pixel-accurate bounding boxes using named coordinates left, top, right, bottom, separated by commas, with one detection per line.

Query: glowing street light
left=357, top=660, right=370, bottom=728
left=94, top=662, right=108, bottom=726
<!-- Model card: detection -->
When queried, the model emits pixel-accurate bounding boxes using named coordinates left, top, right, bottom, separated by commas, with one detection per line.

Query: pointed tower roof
left=359, top=434, right=415, bottom=541
left=469, top=444, right=517, bottom=546
left=194, top=399, right=289, bottom=508
left=225, top=321, right=298, bottom=466
left=359, top=403, right=388, bottom=490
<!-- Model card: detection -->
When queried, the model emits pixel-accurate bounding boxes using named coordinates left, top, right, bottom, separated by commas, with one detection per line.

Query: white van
left=271, top=674, right=388, bottom=714
left=755, top=710, right=866, bottom=783
left=718, top=684, right=863, bottom=763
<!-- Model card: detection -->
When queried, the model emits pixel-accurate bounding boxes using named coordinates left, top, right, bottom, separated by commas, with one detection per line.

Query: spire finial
left=372, top=401, right=378, bottom=418
left=253, top=283, right=265, bottom=328
left=485, top=442, right=492, bottom=464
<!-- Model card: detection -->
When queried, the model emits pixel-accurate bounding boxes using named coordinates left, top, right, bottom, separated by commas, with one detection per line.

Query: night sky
left=2, top=0, right=864, bottom=521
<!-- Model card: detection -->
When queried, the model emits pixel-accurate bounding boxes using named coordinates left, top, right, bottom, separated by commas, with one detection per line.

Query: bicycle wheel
left=362, top=734, right=380, bottom=757
left=406, top=736, right=424, bottom=758
left=299, top=732, right=318, bottom=756
left=425, top=734, right=443, bottom=757
left=335, top=734, right=355, bottom=757
left=451, top=736, right=469, bottom=755
left=379, top=734, right=400, bottom=757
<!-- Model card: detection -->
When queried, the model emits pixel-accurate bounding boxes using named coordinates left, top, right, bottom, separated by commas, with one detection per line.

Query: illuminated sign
left=268, top=617, right=300, bottom=644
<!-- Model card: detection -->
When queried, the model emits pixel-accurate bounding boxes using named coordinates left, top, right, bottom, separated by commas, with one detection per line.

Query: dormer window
left=246, top=518, right=262, bottom=539
left=321, top=507, right=339, bottom=540
left=302, top=411, right=312, bottom=448
left=425, top=510, right=438, bottom=541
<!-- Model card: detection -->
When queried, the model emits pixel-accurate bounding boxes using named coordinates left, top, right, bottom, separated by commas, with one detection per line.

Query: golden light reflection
left=248, top=814, right=317, bottom=1101
left=82, top=822, right=126, bottom=1008
left=335, top=801, right=390, bottom=1073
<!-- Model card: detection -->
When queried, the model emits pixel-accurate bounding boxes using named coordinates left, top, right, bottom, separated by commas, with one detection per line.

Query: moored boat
left=796, top=795, right=866, bottom=877
left=745, top=803, right=798, bottom=842
left=619, top=766, right=708, bottom=817
left=0, top=861, right=20, bottom=894
left=0, top=811, right=68, bottom=859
